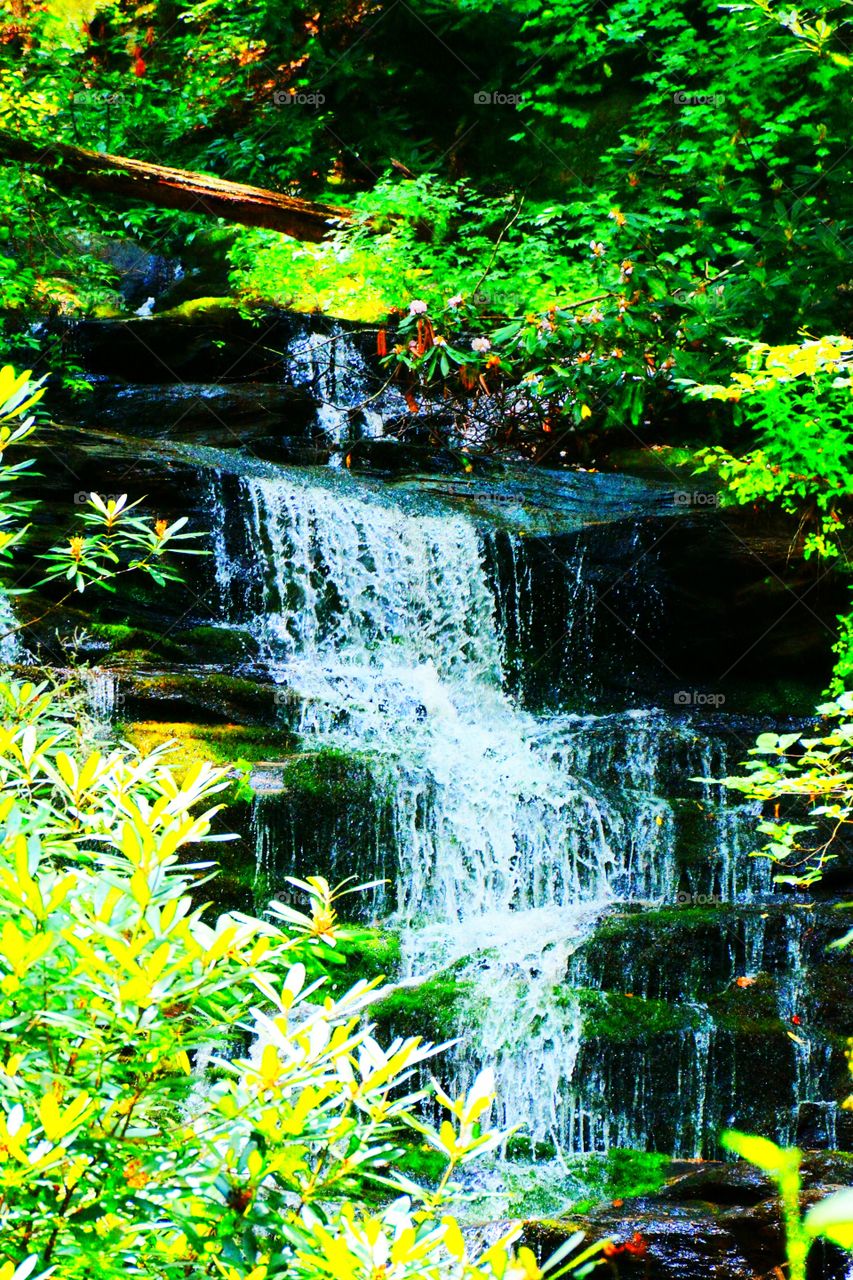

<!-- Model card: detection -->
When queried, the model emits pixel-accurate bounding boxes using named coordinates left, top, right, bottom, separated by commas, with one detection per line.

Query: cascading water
left=0, top=590, right=20, bottom=663
left=82, top=667, right=119, bottom=732
left=289, top=323, right=402, bottom=448
left=209, top=465, right=829, bottom=1159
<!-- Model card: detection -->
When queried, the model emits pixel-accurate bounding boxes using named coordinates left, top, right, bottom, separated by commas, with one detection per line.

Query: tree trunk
left=0, top=129, right=352, bottom=241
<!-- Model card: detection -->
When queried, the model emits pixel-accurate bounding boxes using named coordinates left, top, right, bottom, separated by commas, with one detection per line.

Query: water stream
left=201, top=460, right=838, bottom=1164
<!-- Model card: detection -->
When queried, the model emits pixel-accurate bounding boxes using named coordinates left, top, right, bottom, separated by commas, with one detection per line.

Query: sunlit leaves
left=713, top=693, right=853, bottom=885
left=0, top=367, right=44, bottom=432
left=691, top=336, right=853, bottom=595
left=721, top=1131, right=853, bottom=1280
left=0, top=676, right=608, bottom=1280
left=805, top=1188, right=853, bottom=1250
left=0, top=368, right=203, bottom=617
left=39, top=490, right=205, bottom=594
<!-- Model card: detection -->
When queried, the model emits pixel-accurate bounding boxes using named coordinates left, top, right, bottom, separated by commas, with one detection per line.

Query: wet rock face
left=492, top=516, right=843, bottom=715
left=65, top=235, right=187, bottom=311
left=55, top=306, right=380, bottom=386
left=523, top=1155, right=853, bottom=1280
left=62, top=311, right=301, bottom=384
left=69, top=382, right=321, bottom=443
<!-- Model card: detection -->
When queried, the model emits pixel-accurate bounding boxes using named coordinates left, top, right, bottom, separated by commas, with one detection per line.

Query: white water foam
left=211, top=469, right=773, bottom=1154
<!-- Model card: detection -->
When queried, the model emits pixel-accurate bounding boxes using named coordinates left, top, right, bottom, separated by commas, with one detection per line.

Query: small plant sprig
left=39, top=493, right=205, bottom=594
left=0, top=364, right=206, bottom=643
left=710, top=691, right=853, bottom=899
left=723, top=1132, right=853, bottom=1280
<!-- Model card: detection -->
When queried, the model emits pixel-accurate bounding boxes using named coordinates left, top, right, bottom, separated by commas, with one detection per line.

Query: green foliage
left=712, top=691, right=853, bottom=900
left=2, top=0, right=851, bottom=430
left=39, top=494, right=204, bottom=594
left=690, top=334, right=853, bottom=698
left=0, top=675, right=607, bottom=1279
left=231, top=180, right=596, bottom=323
left=691, top=336, right=853, bottom=561
left=0, top=364, right=204, bottom=653
left=722, top=1131, right=853, bottom=1280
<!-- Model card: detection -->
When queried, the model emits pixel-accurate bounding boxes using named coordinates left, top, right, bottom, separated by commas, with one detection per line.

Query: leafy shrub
left=0, top=675, right=606, bottom=1279
left=691, top=336, right=853, bottom=561
left=711, top=691, right=853, bottom=895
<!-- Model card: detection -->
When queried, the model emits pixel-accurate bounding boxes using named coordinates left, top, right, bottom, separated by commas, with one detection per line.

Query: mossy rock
left=91, top=302, right=125, bottom=319
left=569, top=905, right=756, bottom=1005
left=201, top=821, right=259, bottom=915
left=532, top=1148, right=671, bottom=1213
left=331, top=927, right=402, bottom=993
left=121, top=720, right=297, bottom=768
left=155, top=296, right=240, bottom=322
left=88, top=622, right=188, bottom=661
left=796, top=961, right=853, bottom=1040
left=249, top=747, right=396, bottom=918
left=732, top=677, right=829, bottom=719
left=176, top=625, right=259, bottom=664
left=393, top=1141, right=449, bottom=1186
left=89, top=623, right=139, bottom=648
left=372, top=974, right=472, bottom=1043
left=505, top=1134, right=558, bottom=1163
left=707, top=972, right=785, bottom=1033
left=574, top=988, right=708, bottom=1040
left=670, top=799, right=731, bottom=869
left=276, top=748, right=377, bottom=803
left=122, top=671, right=281, bottom=726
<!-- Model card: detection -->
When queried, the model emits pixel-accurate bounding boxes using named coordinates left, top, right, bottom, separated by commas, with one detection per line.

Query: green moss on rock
left=89, top=622, right=187, bottom=660
left=575, top=988, right=707, bottom=1040
left=124, top=671, right=279, bottom=726
left=121, top=720, right=296, bottom=767
left=177, top=625, right=258, bottom=663
left=707, top=973, right=784, bottom=1033
left=156, top=296, right=240, bottom=321
left=372, top=973, right=471, bottom=1043
left=332, top=927, right=402, bottom=993
left=393, top=1142, right=448, bottom=1185
left=278, top=748, right=376, bottom=803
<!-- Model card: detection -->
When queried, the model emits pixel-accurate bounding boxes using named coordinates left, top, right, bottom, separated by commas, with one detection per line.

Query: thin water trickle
left=82, top=667, right=119, bottom=734
left=289, top=323, right=406, bottom=449
left=0, top=589, right=20, bottom=663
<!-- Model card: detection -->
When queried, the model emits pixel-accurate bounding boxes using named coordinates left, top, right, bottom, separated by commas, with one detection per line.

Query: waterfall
left=210, top=467, right=800, bottom=1157
left=0, top=588, right=20, bottom=664
left=214, top=474, right=633, bottom=931
left=82, top=666, right=119, bottom=727
left=74, top=667, right=122, bottom=746
left=289, top=324, right=403, bottom=447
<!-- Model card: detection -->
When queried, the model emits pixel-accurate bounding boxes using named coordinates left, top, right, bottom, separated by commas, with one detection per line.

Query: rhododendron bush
left=0, top=676, right=605, bottom=1279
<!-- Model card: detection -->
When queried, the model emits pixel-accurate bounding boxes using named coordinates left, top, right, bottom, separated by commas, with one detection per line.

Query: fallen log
left=0, top=128, right=352, bottom=241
